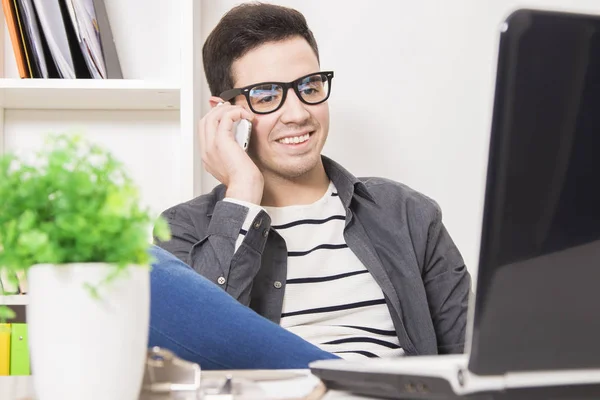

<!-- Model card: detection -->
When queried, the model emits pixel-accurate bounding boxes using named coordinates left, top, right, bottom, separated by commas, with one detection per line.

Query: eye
left=299, top=81, right=323, bottom=97
left=250, top=85, right=282, bottom=105
left=255, top=93, right=280, bottom=104
left=301, top=87, right=318, bottom=95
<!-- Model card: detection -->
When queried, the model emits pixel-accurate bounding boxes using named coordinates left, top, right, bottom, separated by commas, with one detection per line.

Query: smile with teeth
left=277, top=133, right=310, bottom=145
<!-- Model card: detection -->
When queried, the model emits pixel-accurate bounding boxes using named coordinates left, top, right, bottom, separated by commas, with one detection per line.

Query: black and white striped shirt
left=226, top=182, right=404, bottom=360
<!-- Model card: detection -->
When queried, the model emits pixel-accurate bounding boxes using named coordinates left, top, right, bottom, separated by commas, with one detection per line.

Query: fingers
left=214, top=108, right=254, bottom=148
left=204, top=103, right=251, bottom=147
left=197, top=102, right=255, bottom=185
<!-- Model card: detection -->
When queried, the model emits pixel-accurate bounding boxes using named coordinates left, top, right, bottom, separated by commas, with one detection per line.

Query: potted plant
left=0, top=134, right=170, bottom=400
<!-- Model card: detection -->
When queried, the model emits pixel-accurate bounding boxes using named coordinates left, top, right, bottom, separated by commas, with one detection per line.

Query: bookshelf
left=0, top=0, right=203, bottom=310
left=0, top=0, right=202, bottom=201
left=0, top=295, right=27, bottom=305
left=0, top=79, right=180, bottom=110
left=0, top=1, right=201, bottom=396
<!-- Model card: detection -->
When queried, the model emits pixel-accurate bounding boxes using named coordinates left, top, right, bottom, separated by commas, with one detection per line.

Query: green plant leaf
left=0, top=133, right=172, bottom=293
left=153, top=216, right=172, bottom=242
left=0, top=306, right=16, bottom=321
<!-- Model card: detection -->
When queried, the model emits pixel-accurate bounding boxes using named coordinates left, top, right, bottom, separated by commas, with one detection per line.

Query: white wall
left=3, top=110, right=181, bottom=217
left=200, top=0, right=600, bottom=281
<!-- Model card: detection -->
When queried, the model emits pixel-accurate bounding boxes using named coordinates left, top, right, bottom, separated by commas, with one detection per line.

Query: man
left=151, top=2, right=471, bottom=368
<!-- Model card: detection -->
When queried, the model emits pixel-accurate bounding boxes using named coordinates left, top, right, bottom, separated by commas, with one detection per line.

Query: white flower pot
left=27, top=263, right=150, bottom=400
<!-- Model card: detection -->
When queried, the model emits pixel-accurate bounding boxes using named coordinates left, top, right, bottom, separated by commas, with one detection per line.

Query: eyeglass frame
left=218, top=71, right=334, bottom=115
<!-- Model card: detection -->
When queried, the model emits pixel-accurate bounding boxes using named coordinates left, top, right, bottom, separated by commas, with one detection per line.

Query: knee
left=149, top=245, right=190, bottom=270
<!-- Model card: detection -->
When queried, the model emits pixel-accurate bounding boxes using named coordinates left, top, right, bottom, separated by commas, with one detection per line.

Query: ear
left=209, top=96, right=225, bottom=108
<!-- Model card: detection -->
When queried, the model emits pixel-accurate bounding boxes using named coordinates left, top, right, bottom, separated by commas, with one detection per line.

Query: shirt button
left=262, top=228, right=269, bottom=238
left=273, top=281, right=282, bottom=289
left=253, top=218, right=262, bottom=229
left=217, top=277, right=226, bottom=285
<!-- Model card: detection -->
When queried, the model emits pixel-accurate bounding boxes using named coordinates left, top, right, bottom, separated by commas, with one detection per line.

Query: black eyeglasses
left=219, top=71, right=334, bottom=114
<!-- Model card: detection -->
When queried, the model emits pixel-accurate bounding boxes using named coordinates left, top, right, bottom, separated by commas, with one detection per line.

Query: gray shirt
left=155, top=156, right=472, bottom=356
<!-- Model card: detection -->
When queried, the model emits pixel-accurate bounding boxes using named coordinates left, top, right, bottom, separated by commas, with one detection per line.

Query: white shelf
left=0, top=79, right=180, bottom=110
left=0, top=295, right=28, bottom=305
left=0, top=376, right=33, bottom=399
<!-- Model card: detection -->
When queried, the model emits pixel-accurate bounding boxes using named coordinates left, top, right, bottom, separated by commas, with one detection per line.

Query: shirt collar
left=321, top=155, right=376, bottom=209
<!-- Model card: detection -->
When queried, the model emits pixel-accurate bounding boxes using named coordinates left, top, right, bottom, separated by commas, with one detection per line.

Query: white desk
left=0, top=372, right=380, bottom=400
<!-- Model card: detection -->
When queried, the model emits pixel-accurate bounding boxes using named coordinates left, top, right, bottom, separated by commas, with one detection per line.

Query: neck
left=260, top=161, right=329, bottom=207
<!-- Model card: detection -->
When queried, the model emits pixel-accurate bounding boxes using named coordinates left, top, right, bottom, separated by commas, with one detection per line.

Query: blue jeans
left=147, top=245, right=340, bottom=370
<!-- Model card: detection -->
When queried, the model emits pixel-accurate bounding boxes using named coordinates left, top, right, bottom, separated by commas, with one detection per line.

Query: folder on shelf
left=31, top=0, right=76, bottom=78
left=15, top=0, right=49, bottom=78
left=10, top=323, right=29, bottom=375
left=0, top=323, right=10, bottom=376
left=65, top=0, right=105, bottom=78
left=91, top=0, right=122, bottom=78
left=2, top=0, right=29, bottom=77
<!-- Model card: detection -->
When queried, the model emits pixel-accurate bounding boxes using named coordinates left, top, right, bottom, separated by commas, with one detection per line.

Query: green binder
left=9, top=323, right=30, bottom=375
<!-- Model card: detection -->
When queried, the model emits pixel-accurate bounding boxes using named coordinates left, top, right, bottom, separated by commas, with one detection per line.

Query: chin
left=267, top=154, right=322, bottom=180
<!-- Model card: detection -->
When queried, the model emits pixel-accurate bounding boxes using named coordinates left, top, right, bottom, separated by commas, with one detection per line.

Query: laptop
left=309, top=8, right=600, bottom=399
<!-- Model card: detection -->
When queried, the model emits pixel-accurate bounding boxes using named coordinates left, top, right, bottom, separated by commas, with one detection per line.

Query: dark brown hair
left=202, top=2, right=320, bottom=97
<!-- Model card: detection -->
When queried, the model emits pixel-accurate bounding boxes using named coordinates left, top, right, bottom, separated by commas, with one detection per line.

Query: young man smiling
left=151, top=2, right=471, bottom=368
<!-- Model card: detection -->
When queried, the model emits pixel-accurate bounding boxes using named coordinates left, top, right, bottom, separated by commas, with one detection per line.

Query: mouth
left=275, top=132, right=312, bottom=146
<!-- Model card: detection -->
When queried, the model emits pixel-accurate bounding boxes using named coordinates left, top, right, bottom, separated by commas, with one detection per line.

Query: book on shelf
left=0, top=323, right=31, bottom=376
left=2, top=0, right=29, bottom=77
left=2, top=0, right=122, bottom=79
left=0, top=323, right=9, bottom=375
left=10, top=323, right=30, bottom=375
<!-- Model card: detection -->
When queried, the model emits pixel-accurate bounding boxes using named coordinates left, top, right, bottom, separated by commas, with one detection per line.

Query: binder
left=9, top=324, right=29, bottom=375
left=65, top=0, right=104, bottom=78
left=58, top=0, right=92, bottom=78
left=31, top=0, right=76, bottom=78
left=16, top=0, right=49, bottom=78
left=1, top=0, right=29, bottom=77
left=0, top=323, right=10, bottom=376
left=92, top=0, right=122, bottom=78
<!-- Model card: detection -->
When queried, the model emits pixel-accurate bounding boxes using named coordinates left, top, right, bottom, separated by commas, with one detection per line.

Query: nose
left=279, top=88, right=310, bottom=124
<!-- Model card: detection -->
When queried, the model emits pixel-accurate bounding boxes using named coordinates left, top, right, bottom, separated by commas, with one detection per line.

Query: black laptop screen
left=469, top=9, right=600, bottom=375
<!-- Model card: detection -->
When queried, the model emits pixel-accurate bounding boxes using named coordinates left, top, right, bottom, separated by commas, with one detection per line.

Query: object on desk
left=199, top=370, right=326, bottom=400
left=200, top=374, right=265, bottom=399
left=0, top=323, right=10, bottom=375
left=10, top=323, right=30, bottom=375
left=142, top=347, right=201, bottom=394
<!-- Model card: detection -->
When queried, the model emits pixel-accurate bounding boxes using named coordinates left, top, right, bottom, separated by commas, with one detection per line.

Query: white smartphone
left=233, top=118, right=252, bottom=152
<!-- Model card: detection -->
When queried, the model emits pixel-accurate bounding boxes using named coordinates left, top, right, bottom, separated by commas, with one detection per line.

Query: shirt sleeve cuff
left=223, top=198, right=266, bottom=232
left=223, top=198, right=267, bottom=253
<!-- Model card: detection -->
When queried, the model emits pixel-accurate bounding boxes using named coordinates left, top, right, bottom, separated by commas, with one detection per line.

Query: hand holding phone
left=217, top=101, right=252, bottom=152
left=199, top=101, right=263, bottom=204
